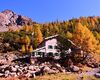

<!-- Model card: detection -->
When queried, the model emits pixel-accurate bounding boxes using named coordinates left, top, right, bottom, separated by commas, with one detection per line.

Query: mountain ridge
left=1, top=9, right=100, bottom=33
left=0, top=9, right=33, bottom=32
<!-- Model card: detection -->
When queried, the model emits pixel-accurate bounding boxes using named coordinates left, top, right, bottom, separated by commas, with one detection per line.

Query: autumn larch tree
left=72, top=22, right=99, bottom=53
left=21, top=45, right=26, bottom=53
left=24, top=35, right=31, bottom=45
left=33, top=24, right=43, bottom=48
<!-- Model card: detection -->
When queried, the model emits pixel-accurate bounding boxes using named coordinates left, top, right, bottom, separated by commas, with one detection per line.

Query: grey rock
left=70, top=65, right=80, bottom=72
left=95, top=73, right=100, bottom=78
left=0, top=73, right=4, bottom=77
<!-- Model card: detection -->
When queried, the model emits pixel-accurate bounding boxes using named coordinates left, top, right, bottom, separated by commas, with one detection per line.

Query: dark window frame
left=32, top=52, right=35, bottom=56
left=48, top=45, right=53, bottom=49
left=47, top=52, right=54, bottom=57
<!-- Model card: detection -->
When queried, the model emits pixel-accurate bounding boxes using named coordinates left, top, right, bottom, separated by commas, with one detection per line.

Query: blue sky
left=0, top=0, right=100, bottom=23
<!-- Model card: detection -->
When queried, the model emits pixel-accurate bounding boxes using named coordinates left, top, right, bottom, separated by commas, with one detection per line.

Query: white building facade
left=32, top=35, right=61, bottom=59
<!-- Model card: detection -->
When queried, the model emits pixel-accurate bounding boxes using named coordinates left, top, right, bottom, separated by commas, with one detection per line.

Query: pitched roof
left=33, top=47, right=45, bottom=52
left=38, top=34, right=59, bottom=48
left=45, top=34, right=59, bottom=40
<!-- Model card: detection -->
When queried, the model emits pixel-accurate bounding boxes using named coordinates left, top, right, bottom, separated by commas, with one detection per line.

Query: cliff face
left=0, top=10, right=33, bottom=32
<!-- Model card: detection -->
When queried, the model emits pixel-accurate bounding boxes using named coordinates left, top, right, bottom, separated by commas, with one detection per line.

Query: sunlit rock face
left=0, top=10, right=33, bottom=32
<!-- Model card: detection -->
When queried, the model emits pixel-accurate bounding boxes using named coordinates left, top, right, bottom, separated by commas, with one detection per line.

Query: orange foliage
left=72, top=22, right=99, bottom=52
left=34, top=24, right=43, bottom=44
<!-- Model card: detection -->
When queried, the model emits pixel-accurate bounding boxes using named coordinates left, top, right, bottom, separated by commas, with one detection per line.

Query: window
left=32, top=52, right=35, bottom=56
left=48, top=45, right=53, bottom=49
left=37, top=52, right=41, bottom=55
left=36, top=52, right=42, bottom=57
left=55, top=53, right=59, bottom=56
left=47, top=52, right=53, bottom=57
left=42, top=52, right=45, bottom=57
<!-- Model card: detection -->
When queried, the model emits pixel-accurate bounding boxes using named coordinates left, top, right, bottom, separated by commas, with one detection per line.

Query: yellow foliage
left=21, top=45, right=33, bottom=53
left=28, top=25, right=33, bottom=31
left=24, top=25, right=29, bottom=32
left=72, top=22, right=99, bottom=53
left=23, top=25, right=33, bottom=32
left=15, top=28, right=20, bottom=32
left=34, top=24, right=43, bottom=44
left=29, top=45, right=33, bottom=53
left=21, top=45, right=25, bottom=53
left=24, top=35, right=31, bottom=45
left=25, top=45, right=29, bottom=52
left=66, top=31, right=73, bottom=39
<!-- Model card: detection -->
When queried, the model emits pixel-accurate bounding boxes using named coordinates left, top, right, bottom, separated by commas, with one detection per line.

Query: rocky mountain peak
left=2, top=9, right=15, bottom=15
left=0, top=10, right=33, bottom=32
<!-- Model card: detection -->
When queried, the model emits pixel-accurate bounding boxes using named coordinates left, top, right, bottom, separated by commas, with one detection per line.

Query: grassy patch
left=30, top=73, right=100, bottom=80
left=30, top=73, right=78, bottom=80
left=82, top=74, right=100, bottom=80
